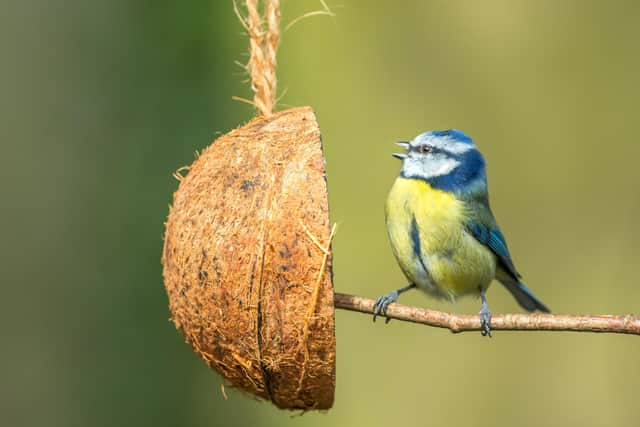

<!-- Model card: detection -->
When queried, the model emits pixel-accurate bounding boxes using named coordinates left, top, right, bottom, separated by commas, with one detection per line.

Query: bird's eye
left=419, top=145, right=433, bottom=154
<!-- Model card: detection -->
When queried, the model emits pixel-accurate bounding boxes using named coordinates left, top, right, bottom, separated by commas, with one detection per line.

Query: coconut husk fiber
left=162, top=106, right=336, bottom=410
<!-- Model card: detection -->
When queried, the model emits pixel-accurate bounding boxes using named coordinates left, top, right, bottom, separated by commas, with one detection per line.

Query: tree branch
left=333, top=293, right=640, bottom=335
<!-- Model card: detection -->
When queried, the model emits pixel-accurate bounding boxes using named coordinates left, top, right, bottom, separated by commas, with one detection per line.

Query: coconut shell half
left=162, top=107, right=336, bottom=410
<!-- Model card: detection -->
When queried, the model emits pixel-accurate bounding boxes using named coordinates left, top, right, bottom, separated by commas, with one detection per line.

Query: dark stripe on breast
left=410, top=215, right=429, bottom=273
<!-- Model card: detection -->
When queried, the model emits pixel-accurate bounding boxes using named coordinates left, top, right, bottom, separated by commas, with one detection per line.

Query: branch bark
left=333, top=293, right=640, bottom=335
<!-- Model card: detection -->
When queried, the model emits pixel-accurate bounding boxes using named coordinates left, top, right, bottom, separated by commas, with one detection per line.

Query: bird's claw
left=479, top=305, right=492, bottom=337
left=373, top=290, right=399, bottom=323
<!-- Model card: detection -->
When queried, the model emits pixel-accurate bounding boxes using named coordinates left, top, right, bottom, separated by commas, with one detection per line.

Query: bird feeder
left=162, top=1, right=335, bottom=410
left=163, top=107, right=335, bottom=409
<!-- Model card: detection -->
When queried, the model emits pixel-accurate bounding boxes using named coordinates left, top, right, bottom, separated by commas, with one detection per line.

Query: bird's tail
left=498, top=273, right=550, bottom=313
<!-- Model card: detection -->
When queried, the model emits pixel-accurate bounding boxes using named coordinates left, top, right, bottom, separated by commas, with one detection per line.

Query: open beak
left=392, top=141, right=409, bottom=159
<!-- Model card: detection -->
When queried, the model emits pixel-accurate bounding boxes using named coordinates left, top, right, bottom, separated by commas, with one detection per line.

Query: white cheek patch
left=402, top=157, right=460, bottom=179
left=430, top=158, right=460, bottom=176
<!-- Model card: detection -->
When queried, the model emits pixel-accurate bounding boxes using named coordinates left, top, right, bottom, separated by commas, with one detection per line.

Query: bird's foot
left=373, top=290, right=399, bottom=323
left=479, top=303, right=492, bottom=337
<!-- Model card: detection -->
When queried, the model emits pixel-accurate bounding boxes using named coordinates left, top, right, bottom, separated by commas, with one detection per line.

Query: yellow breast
left=385, top=177, right=495, bottom=300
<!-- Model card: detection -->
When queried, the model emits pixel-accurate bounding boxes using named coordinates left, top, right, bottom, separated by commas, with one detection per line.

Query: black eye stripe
left=413, top=144, right=438, bottom=154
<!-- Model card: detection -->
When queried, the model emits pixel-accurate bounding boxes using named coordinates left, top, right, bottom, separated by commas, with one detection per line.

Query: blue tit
left=374, top=129, right=549, bottom=336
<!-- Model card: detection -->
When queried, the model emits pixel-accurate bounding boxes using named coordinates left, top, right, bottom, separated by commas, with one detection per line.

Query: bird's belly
left=421, top=232, right=496, bottom=299
left=385, top=177, right=496, bottom=300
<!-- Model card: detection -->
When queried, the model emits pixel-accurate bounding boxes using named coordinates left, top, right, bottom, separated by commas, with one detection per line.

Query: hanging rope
left=235, top=0, right=280, bottom=117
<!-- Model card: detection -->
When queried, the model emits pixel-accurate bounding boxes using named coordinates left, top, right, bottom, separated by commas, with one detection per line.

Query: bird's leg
left=479, top=287, right=492, bottom=337
left=373, top=283, right=416, bottom=323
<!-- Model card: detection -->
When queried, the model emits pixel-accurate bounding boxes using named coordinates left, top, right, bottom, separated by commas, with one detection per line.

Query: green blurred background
left=3, top=1, right=640, bottom=426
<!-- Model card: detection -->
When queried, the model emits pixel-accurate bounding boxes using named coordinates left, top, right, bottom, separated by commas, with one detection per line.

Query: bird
left=375, top=129, right=550, bottom=336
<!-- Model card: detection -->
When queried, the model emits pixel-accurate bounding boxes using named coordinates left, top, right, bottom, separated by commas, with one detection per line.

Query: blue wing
left=467, top=222, right=521, bottom=280
left=467, top=221, right=550, bottom=312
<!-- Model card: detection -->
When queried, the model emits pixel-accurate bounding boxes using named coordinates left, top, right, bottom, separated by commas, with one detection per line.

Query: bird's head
left=393, top=129, right=487, bottom=191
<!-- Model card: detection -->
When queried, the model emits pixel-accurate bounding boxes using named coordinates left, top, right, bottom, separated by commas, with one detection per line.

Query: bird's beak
left=392, top=141, right=409, bottom=159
